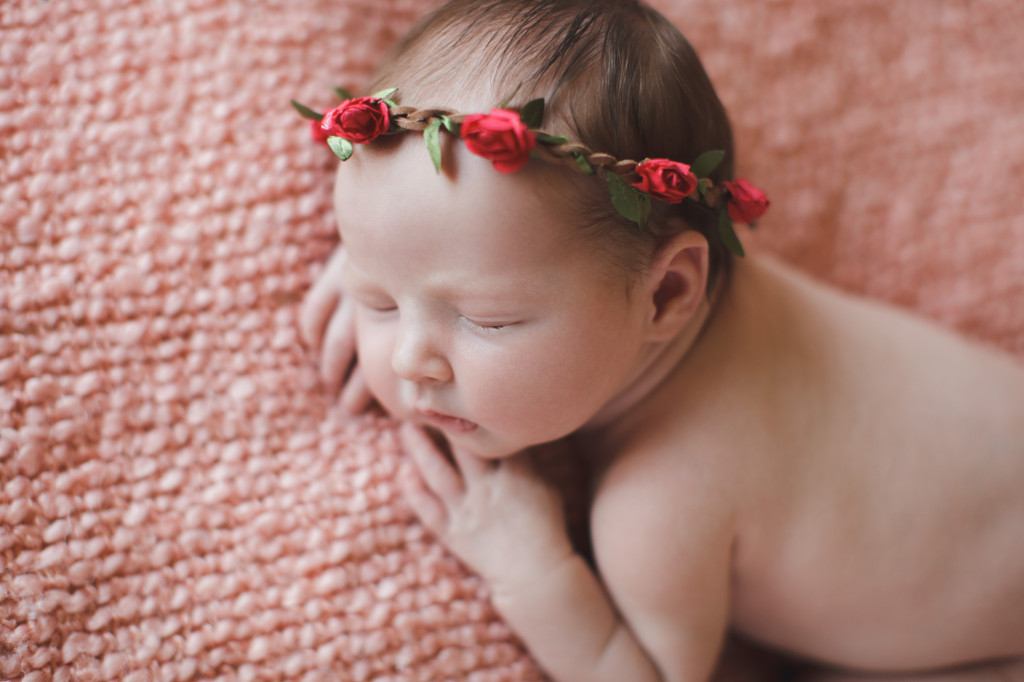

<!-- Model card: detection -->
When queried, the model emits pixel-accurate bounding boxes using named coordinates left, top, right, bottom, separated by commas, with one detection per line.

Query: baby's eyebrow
left=433, top=270, right=530, bottom=295
left=442, top=283, right=543, bottom=312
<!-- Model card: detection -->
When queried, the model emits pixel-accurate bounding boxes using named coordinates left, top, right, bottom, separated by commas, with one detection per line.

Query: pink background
left=2, top=0, right=1022, bottom=679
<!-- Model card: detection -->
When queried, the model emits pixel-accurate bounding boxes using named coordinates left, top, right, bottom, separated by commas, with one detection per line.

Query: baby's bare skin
left=304, top=140, right=1024, bottom=681
left=581, top=253, right=1024, bottom=677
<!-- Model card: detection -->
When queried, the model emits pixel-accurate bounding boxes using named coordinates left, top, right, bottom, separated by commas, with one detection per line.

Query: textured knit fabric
left=1, top=0, right=1022, bottom=680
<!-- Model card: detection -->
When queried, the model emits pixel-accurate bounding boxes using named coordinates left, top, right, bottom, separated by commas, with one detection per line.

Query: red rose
left=723, top=178, right=770, bottom=223
left=460, top=109, right=536, bottom=173
left=320, top=97, right=390, bottom=144
left=310, top=118, right=330, bottom=144
left=631, top=159, right=698, bottom=203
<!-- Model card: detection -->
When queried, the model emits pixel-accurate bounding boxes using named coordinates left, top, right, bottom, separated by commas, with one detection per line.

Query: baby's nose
left=391, top=322, right=452, bottom=383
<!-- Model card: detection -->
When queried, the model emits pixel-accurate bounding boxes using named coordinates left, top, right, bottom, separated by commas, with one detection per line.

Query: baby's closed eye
left=459, top=316, right=523, bottom=332
left=351, top=292, right=397, bottom=313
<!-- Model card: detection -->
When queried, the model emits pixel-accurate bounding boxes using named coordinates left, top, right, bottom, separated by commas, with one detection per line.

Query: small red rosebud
left=460, top=109, right=536, bottom=174
left=631, top=159, right=698, bottom=203
left=320, top=96, right=390, bottom=144
left=310, top=118, right=330, bottom=144
left=723, top=178, right=770, bottom=223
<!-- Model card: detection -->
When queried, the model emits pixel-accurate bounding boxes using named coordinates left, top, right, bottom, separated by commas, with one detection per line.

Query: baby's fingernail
left=398, top=422, right=421, bottom=442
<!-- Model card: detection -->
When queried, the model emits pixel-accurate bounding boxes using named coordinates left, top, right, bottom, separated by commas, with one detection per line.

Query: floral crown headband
left=293, top=87, right=769, bottom=256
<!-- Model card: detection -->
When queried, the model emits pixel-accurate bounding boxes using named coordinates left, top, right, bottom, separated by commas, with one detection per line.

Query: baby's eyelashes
left=460, top=316, right=521, bottom=332
left=353, top=297, right=523, bottom=332
left=352, top=294, right=397, bottom=313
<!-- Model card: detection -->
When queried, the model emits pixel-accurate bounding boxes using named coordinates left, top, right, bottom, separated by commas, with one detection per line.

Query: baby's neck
left=574, top=254, right=804, bottom=465
left=582, top=282, right=718, bottom=433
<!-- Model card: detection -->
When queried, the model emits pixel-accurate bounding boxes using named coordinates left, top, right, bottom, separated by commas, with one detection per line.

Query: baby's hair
left=367, top=0, right=737, bottom=291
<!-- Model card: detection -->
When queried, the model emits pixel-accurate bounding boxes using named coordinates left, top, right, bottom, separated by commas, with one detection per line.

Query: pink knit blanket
left=2, top=0, right=1022, bottom=679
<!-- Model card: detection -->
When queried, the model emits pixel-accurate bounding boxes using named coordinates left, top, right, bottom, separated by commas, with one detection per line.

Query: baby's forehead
left=333, top=149, right=630, bottom=286
left=333, top=135, right=585, bottom=228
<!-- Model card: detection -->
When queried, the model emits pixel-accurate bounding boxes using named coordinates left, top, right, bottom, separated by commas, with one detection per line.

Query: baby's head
left=311, top=0, right=766, bottom=457
left=367, top=0, right=739, bottom=289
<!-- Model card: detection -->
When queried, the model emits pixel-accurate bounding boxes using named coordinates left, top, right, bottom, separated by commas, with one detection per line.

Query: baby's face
left=334, top=138, right=653, bottom=458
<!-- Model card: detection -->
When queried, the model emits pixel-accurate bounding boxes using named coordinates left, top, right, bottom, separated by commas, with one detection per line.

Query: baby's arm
left=399, top=426, right=729, bottom=682
left=588, top=454, right=735, bottom=682
left=299, top=245, right=374, bottom=411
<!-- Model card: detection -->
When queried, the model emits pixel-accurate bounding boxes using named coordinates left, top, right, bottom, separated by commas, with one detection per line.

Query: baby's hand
left=299, top=245, right=375, bottom=413
left=398, top=424, right=575, bottom=593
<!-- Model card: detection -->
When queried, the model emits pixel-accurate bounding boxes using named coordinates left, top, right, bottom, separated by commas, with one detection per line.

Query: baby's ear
left=643, top=229, right=710, bottom=341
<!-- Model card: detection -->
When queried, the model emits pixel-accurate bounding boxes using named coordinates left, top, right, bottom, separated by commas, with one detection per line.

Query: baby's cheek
left=356, top=329, right=402, bottom=413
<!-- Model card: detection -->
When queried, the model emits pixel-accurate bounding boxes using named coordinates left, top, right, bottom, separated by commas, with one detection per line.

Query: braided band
left=293, top=88, right=769, bottom=255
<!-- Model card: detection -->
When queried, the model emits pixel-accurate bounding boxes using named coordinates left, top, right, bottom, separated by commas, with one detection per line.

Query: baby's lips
left=416, top=409, right=478, bottom=434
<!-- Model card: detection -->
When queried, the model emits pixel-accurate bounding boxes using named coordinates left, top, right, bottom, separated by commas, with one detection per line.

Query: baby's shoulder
left=584, top=421, right=741, bottom=624
left=587, top=412, right=745, bottom=538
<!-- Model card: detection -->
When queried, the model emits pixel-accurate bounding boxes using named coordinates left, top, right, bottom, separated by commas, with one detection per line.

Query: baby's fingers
left=400, top=423, right=464, bottom=501
left=299, top=246, right=348, bottom=352
left=300, top=280, right=339, bottom=354
left=398, top=462, right=447, bottom=532
left=451, top=445, right=493, bottom=484
left=339, top=366, right=375, bottom=414
left=320, top=298, right=357, bottom=392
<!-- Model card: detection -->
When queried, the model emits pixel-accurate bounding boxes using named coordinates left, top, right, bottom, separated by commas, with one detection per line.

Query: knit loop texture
left=2, top=0, right=1023, bottom=680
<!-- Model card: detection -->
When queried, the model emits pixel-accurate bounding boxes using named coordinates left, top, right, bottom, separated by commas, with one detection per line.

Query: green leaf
left=573, top=153, right=594, bottom=176
left=438, top=115, right=458, bottom=134
left=607, top=173, right=651, bottom=230
left=332, top=86, right=353, bottom=101
left=637, top=193, right=651, bottom=230
left=717, top=209, right=745, bottom=257
left=424, top=119, right=443, bottom=173
left=372, top=87, right=399, bottom=100
left=520, top=98, right=545, bottom=128
left=327, top=136, right=354, bottom=161
left=291, top=99, right=324, bottom=121
left=691, top=149, right=725, bottom=179
left=383, top=99, right=398, bottom=108
left=607, top=173, right=634, bottom=219
left=535, top=133, right=569, bottom=145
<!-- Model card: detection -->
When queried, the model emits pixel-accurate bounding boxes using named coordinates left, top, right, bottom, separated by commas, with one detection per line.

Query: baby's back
left=642, top=254, right=1024, bottom=671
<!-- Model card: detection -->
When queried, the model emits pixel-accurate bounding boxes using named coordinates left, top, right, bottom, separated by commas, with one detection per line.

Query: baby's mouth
left=415, top=409, right=478, bottom=433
